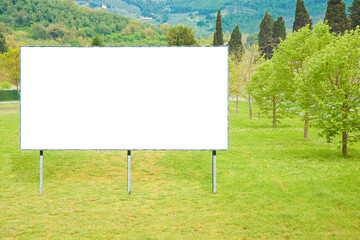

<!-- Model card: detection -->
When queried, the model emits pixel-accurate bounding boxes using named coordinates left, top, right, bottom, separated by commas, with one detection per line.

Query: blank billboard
left=20, top=47, right=228, bottom=150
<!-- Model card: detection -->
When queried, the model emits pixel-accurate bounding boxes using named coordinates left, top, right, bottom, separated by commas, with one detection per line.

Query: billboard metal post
left=40, top=150, right=43, bottom=194
left=127, top=150, right=131, bottom=194
left=212, top=151, right=216, bottom=194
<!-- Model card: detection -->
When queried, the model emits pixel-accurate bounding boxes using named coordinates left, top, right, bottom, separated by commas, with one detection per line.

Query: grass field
left=1, top=101, right=359, bottom=239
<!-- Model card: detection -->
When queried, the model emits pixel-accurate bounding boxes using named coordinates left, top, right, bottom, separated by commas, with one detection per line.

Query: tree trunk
left=236, top=95, right=239, bottom=113
left=249, top=93, right=253, bottom=120
left=272, top=97, right=276, bottom=127
left=342, top=131, right=348, bottom=156
left=304, top=112, right=309, bottom=139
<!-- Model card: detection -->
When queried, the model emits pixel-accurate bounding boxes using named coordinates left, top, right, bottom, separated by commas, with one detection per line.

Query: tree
left=166, top=25, right=197, bottom=46
left=31, top=23, right=47, bottom=40
left=91, top=35, right=104, bottom=46
left=213, top=9, right=224, bottom=46
left=349, top=0, right=360, bottom=30
left=230, top=44, right=263, bottom=117
left=0, top=47, right=20, bottom=94
left=258, top=11, right=274, bottom=59
left=248, top=59, right=290, bottom=127
left=229, top=25, right=244, bottom=61
left=293, top=0, right=313, bottom=32
left=273, top=16, right=286, bottom=47
left=296, top=29, right=360, bottom=155
left=324, top=0, right=350, bottom=34
left=0, top=28, right=8, bottom=53
left=272, top=21, right=334, bottom=138
left=246, top=32, right=258, bottom=47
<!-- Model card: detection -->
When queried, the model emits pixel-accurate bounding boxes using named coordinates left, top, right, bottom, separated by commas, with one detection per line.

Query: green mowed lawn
left=1, top=101, right=359, bottom=239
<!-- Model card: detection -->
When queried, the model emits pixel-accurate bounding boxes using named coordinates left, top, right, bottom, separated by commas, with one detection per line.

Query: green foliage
left=293, top=0, right=313, bottom=32
left=296, top=29, right=360, bottom=155
left=166, top=25, right=197, bottom=46
left=258, top=11, right=274, bottom=59
left=274, top=22, right=334, bottom=108
left=324, top=0, right=351, bottom=34
left=229, top=25, right=243, bottom=60
left=0, top=28, right=8, bottom=53
left=250, top=22, right=337, bottom=128
left=248, top=60, right=291, bottom=126
left=0, top=81, right=11, bottom=90
left=91, top=35, right=104, bottom=46
left=213, top=9, right=224, bottom=46
left=273, top=16, right=286, bottom=46
left=0, top=47, right=20, bottom=93
left=229, top=44, right=262, bottom=115
left=0, top=90, right=19, bottom=101
left=246, top=32, right=258, bottom=47
left=76, top=0, right=354, bottom=35
left=349, top=0, right=360, bottom=29
left=0, top=0, right=167, bottom=46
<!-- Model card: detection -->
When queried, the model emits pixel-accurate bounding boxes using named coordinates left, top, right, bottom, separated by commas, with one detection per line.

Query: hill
left=77, top=0, right=354, bottom=37
left=0, top=0, right=167, bottom=46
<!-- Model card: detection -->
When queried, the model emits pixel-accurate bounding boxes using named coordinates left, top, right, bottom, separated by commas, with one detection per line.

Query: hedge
left=0, top=90, right=20, bottom=101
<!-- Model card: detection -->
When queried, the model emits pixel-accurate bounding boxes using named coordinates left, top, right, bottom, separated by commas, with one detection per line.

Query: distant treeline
left=0, top=0, right=167, bottom=45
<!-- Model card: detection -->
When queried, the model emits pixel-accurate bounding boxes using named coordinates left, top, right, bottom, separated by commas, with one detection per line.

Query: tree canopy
left=229, top=25, right=244, bottom=61
left=293, top=0, right=313, bottom=32
left=166, top=25, right=197, bottom=46
left=349, top=0, right=360, bottom=29
left=324, top=0, right=350, bottom=34
left=213, top=9, right=224, bottom=46
left=273, top=16, right=286, bottom=46
left=91, top=35, right=104, bottom=46
left=0, top=29, right=7, bottom=53
left=258, top=11, right=274, bottom=59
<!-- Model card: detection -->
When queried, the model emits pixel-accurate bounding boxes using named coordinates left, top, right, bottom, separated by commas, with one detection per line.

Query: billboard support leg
left=40, top=150, right=43, bottom=194
left=127, top=150, right=131, bottom=194
left=212, top=150, right=216, bottom=194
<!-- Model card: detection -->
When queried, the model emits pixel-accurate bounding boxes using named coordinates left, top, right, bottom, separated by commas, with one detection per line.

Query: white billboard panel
left=20, top=47, right=228, bottom=150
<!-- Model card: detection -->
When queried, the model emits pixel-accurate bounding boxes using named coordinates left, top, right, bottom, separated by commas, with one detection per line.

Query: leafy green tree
left=349, top=0, right=360, bottom=29
left=324, top=0, right=350, bottom=34
left=30, top=23, right=47, bottom=40
left=213, top=9, right=224, bottom=46
left=248, top=59, right=290, bottom=127
left=0, top=47, right=20, bottom=94
left=296, top=29, right=360, bottom=155
left=272, top=21, right=335, bottom=138
left=258, top=11, right=274, bottom=59
left=166, top=25, right=197, bottom=46
left=293, top=0, right=313, bottom=32
left=0, top=28, right=8, bottom=53
left=273, top=16, right=286, bottom=47
left=91, top=35, right=104, bottom=46
left=230, top=44, right=263, bottom=117
left=229, top=25, right=244, bottom=61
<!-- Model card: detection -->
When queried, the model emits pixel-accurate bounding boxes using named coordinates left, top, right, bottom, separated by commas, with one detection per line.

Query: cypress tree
left=349, top=0, right=360, bottom=29
left=0, top=29, right=8, bottom=53
left=229, top=25, right=244, bottom=61
left=258, top=11, right=274, bottom=59
left=293, top=0, right=313, bottom=31
left=213, top=9, right=224, bottom=46
left=324, top=0, right=350, bottom=34
left=273, top=16, right=286, bottom=47
left=91, top=35, right=104, bottom=46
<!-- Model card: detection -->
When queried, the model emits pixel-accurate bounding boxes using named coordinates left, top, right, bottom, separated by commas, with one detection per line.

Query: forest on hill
left=76, top=0, right=353, bottom=36
left=0, top=0, right=168, bottom=46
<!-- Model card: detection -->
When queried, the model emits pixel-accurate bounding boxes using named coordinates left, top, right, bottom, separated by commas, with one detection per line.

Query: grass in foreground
left=0, top=101, right=359, bottom=239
